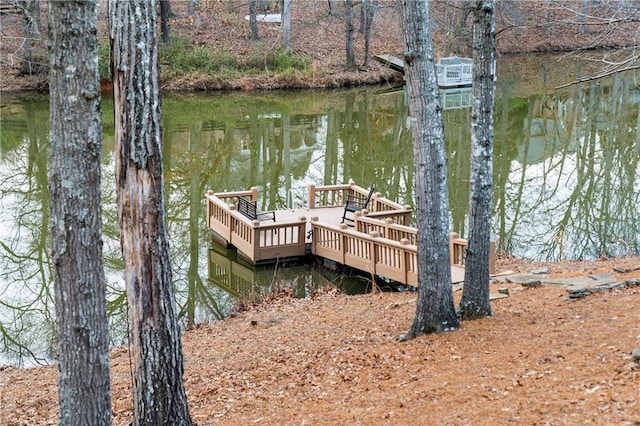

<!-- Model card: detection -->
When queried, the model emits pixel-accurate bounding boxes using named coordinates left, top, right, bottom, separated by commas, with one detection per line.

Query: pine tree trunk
left=399, top=0, right=459, bottom=339
left=49, top=1, right=111, bottom=424
left=460, top=0, right=496, bottom=320
left=109, top=0, right=192, bottom=424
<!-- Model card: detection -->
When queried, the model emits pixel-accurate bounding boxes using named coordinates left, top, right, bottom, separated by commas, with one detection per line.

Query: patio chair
left=341, top=185, right=375, bottom=224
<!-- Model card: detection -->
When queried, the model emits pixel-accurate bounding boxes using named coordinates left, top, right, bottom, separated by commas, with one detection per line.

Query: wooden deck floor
left=275, top=206, right=348, bottom=239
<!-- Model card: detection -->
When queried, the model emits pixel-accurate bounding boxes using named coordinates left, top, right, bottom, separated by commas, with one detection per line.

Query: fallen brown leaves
left=1, top=257, right=640, bottom=425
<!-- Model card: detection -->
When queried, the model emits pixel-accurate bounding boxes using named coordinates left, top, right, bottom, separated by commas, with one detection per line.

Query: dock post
left=307, top=184, right=315, bottom=209
left=449, top=232, right=460, bottom=266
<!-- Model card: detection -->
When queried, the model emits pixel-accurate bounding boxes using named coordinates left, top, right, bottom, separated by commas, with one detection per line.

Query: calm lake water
left=1, top=54, right=639, bottom=365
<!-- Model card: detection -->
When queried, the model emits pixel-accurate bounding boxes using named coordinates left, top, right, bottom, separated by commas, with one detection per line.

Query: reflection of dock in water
left=208, top=243, right=372, bottom=300
left=208, top=244, right=271, bottom=298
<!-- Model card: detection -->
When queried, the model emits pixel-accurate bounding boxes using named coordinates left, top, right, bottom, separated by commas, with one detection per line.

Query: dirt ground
left=1, top=255, right=639, bottom=425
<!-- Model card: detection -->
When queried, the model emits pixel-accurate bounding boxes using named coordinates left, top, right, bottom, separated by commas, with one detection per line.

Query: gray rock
left=632, top=347, right=640, bottom=361
left=588, top=273, right=615, bottom=281
left=530, top=267, right=551, bottom=275
left=567, top=286, right=590, bottom=299
left=613, top=265, right=640, bottom=273
left=520, top=278, right=542, bottom=287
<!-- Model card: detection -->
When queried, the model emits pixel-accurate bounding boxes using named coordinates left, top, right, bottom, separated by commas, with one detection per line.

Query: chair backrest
left=363, top=185, right=375, bottom=207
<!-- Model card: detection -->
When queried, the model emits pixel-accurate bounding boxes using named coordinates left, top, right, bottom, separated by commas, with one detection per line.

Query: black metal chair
left=341, top=185, right=375, bottom=224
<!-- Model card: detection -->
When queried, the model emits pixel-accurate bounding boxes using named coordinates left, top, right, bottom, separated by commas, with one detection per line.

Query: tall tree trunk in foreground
left=400, top=0, right=459, bottom=340
left=49, top=0, right=111, bottom=423
left=109, top=0, right=192, bottom=424
left=460, top=0, right=496, bottom=320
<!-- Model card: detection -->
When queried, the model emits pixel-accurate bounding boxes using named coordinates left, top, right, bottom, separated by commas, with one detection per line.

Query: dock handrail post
left=403, top=205, right=412, bottom=226
left=384, top=218, right=394, bottom=239
left=449, top=232, right=459, bottom=266
left=307, top=184, right=316, bottom=209
left=400, top=238, right=410, bottom=285
left=250, top=187, right=258, bottom=202
left=206, top=192, right=212, bottom=229
left=339, top=223, right=348, bottom=265
left=490, top=240, right=496, bottom=275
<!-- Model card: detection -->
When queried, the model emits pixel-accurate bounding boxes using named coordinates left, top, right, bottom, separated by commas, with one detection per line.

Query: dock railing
left=436, top=57, right=473, bottom=87
left=310, top=219, right=419, bottom=286
left=450, top=232, right=496, bottom=275
left=307, top=181, right=360, bottom=209
left=206, top=189, right=307, bottom=263
left=310, top=219, right=495, bottom=284
left=308, top=181, right=412, bottom=223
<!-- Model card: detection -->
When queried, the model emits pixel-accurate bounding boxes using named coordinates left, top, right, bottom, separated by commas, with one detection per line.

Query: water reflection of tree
left=0, top=98, right=54, bottom=366
left=162, top=105, right=238, bottom=326
left=501, top=74, right=640, bottom=260
left=340, top=90, right=413, bottom=204
left=444, top=107, right=472, bottom=236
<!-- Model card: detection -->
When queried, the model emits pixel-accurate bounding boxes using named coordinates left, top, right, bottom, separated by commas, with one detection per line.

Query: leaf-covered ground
left=1, top=256, right=639, bottom=425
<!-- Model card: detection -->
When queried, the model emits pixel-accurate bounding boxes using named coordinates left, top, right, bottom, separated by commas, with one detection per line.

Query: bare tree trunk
left=109, top=0, right=192, bottom=424
left=282, top=0, right=291, bottom=51
left=328, top=0, right=337, bottom=16
left=399, top=0, right=459, bottom=340
left=160, top=0, right=171, bottom=45
left=459, top=0, right=496, bottom=320
left=14, top=0, right=42, bottom=76
left=345, top=0, right=356, bottom=69
left=48, top=0, right=111, bottom=424
left=362, top=0, right=375, bottom=67
left=249, top=0, right=260, bottom=40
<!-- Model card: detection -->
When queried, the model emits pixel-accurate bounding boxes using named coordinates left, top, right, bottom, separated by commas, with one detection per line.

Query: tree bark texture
left=48, top=0, right=111, bottom=424
left=249, top=0, right=259, bottom=40
left=460, top=0, right=496, bottom=320
left=362, top=0, right=375, bottom=67
left=160, top=0, right=170, bottom=45
left=282, top=0, right=291, bottom=51
left=15, top=0, right=42, bottom=76
left=109, top=1, right=192, bottom=424
left=345, top=0, right=356, bottom=69
left=400, top=0, right=459, bottom=339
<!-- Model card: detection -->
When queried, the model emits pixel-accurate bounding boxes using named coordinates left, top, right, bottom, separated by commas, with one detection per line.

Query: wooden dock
left=375, top=54, right=473, bottom=88
left=375, top=54, right=405, bottom=72
left=205, top=182, right=495, bottom=286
